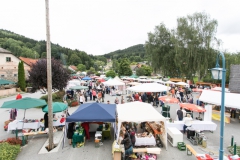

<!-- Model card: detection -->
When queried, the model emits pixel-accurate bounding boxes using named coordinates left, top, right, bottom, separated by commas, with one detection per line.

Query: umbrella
left=98, top=79, right=105, bottom=82
left=69, top=85, right=89, bottom=90
left=179, top=103, right=206, bottom=113
left=1, top=97, right=47, bottom=109
left=42, top=102, right=67, bottom=113
left=1, top=97, right=47, bottom=132
left=158, top=96, right=179, bottom=103
left=82, top=76, right=91, bottom=80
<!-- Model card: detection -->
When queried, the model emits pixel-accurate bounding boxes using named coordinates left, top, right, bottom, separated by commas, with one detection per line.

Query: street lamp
left=209, top=52, right=226, bottom=160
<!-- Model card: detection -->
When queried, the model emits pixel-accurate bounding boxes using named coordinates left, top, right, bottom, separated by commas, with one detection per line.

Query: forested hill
left=0, top=29, right=95, bottom=69
left=102, top=44, right=148, bottom=62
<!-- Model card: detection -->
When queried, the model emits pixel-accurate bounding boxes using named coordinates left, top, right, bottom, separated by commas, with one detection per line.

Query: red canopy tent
left=158, top=96, right=179, bottom=104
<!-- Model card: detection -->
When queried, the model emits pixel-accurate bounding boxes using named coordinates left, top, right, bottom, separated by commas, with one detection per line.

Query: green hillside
left=102, top=44, right=147, bottom=62
left=0, top=29, right=95, bottom=69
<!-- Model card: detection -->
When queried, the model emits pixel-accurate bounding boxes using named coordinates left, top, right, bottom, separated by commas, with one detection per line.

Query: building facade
left=0, top=48, right=30, bottom=82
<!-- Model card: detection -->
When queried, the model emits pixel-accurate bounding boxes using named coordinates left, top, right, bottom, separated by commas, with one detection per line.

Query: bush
left=0, top=138, right=22, bottom=145
left=0, top=142, right=21, bottom=160
left=40, top=91, right=65, bottom=103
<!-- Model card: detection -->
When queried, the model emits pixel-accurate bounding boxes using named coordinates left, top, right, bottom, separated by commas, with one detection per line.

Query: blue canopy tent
left=66, top=103, right=116, bottom=122
left=82, top=76, right=91, bottom=80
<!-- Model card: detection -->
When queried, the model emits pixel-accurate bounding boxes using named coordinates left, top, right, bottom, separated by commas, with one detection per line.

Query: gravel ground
left=0, top=91, right=239, bottom=160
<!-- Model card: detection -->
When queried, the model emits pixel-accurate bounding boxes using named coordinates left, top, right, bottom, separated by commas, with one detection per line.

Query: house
left=0, top=48, right=30, bottom=82
left=68, top=65, right=78, bottom=72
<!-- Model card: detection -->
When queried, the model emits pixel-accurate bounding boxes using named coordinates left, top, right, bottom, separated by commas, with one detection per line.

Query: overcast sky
left=0, top=0, right=240, bottom=55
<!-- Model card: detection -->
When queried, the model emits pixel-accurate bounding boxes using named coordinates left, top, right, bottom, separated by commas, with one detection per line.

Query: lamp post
left=209, top=52, right=226, bottom=160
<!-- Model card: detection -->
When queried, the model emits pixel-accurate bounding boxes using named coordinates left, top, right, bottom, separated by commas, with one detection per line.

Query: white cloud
left=0, top=0, right=240, bottom=55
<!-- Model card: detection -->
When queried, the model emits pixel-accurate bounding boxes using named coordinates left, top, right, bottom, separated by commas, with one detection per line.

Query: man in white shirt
left=183, top=114, right=193, bottom=134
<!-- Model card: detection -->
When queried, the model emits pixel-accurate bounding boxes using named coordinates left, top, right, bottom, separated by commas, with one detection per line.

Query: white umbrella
left=103, top=79, right=125, bottom=86
left=80, top=80, right=87, bottom=84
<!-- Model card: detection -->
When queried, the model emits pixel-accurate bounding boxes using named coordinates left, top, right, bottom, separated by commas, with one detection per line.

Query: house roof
left=130, top=65, right=137, bottom=70
left=69, top=65, right=77, bottom=71
left=0, top=47, right=12, bottom=54
left=19, top=57, right=38, bottom=67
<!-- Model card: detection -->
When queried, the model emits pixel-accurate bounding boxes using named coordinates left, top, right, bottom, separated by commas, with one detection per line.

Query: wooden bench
left=186, top=144, right=197, bottom=156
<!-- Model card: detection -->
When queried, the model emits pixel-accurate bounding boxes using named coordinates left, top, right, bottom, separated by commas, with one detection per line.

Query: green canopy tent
left=129, top=74, right=138, bottom=78
left=0, top=79, right=16, bottom=85
left=42, top=102, right=67, bottom=113
left=1, top=97, right=47, bottom=136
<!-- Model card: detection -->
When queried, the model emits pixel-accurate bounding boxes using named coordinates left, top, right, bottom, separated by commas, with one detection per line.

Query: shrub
left=70, top=100, right=79, bottom=107
left=0, top=142, right=21, bottom=160
left=40, top=91, right=65, bottom=103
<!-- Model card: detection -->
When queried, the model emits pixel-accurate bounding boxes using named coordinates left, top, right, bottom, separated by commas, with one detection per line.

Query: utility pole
left=45, top=0, right=54, bottom=150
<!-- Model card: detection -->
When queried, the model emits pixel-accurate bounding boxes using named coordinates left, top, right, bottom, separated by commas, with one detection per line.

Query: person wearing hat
left=183, top=114, right=193, bottom=134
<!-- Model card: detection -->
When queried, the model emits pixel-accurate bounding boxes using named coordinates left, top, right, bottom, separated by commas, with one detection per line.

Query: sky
left=0, top=0, right=240, bottom=55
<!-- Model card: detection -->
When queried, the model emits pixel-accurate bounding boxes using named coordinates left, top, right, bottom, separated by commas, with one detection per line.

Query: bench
left=186, top=144, right=197, bottom=156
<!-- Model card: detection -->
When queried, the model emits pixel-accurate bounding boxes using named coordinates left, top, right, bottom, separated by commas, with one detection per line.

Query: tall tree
left=17, top=61, right=26, bottom=91
left=175, top=12, right=219, bottom=81
left=118, top=58, right=132, bottom=76
left=106, top=70, right=116, bottom=78
left=28, top=59, right=70, bottom=92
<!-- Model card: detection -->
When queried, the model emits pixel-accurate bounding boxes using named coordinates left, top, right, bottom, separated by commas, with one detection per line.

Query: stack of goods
left=74, top=127, right=85, bottom=148
left=23, top=119, right=39, bottom=123
left=4, top=119, right=13, bottom=131
left=148, top=122, right=162, bottom=133
left=136, top=132, right=153, bottom=138
left=130, top=153, right=157, bottom=160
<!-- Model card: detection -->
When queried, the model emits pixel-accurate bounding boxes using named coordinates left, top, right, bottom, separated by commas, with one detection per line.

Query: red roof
left=69, top=65, right=77, bottom=71
left=19, top=57, right=38, bottom=67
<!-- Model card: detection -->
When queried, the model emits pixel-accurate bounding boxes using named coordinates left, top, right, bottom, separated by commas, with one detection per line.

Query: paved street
left=0, top=91, right=239, bottom=160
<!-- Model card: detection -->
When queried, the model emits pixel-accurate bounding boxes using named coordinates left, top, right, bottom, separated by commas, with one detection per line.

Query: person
left=67, top=122, right=76, bottom=145
left=84, top=90, right=88, bottom=102
left=79, top=93, right=85, bottom=104
left=53, top=114, right=58, bottom=121
left=101, top=90, right=105, bottom=102
left=107, top=100, right=110, bottom=104
left=44, top=113, right=48, bottom=129
left=121, top=133, right=133, bottom=159
left=177, top=108, right=184, bottom=121
left=183, top=114, right=193, bottom=134
left=89, top=89, right=93, bottom=101
left=10, top=109, right=17, bottom=120
left=139, top=96, right=142, bottom=102
left=141, top=93, right=146, bottom=102
left=114, top=97, right=119, bottom=104
left=171, top=88, right=175, bottom=98
left=121, top=96, right=124, bottom=104
left=16, top=93, right=22, bottom=100
left=92, top=89, right=97, bottom=101
left=81, top=122, right=90, bottom=140
left=97, top=91, right=102, bottom=102
left=70, top=90, right=74, bottom=98
left=129, top=128, right=136, bottom=147
left=134, top=93, right=139, bottom=101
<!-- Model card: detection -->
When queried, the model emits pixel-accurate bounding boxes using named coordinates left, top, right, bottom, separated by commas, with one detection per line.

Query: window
left=14, top=74, right=17, bottom=77
left=6, top=57, right=11, bottom=62
left=1, top=75, right=4, bottom=78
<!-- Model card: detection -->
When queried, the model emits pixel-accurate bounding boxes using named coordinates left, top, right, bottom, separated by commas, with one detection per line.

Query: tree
left=28, top=59, right=70, bottom=92
left=136, top=67, right=145, bottom=76
left=69, top=53, right=81, bottom=66
left=175, top=12, right=218, bottom=81
left=77, top=64, right=86, bottom=71
left=118, top=58, right=132, bottom=76
left=87, top=67, right=95, bottom=75
left=17, top=61, right=26, bottom=91
left=142, top=65, right=153, bottom=76
left=106, top=70, right=116, bottom=78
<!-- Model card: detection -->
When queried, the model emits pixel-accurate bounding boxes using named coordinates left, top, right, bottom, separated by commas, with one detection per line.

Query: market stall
left=115, top=101, right=166, bottom=158
left=8, top=120, right=40, bottom=132
left=65, top=103, right=116, bottom=148
left=199, top=90, right=240, bottom=123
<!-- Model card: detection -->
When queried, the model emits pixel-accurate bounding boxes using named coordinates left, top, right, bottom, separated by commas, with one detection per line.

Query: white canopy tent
left=114, top=76, right=123, bottom=82
left=103, top=79, right=125, bottom=86
left=117, top=101, right=167, bottom=149
left=199, top=90, right=240, bottom=109
left=163, top=80, right=175, bottom=84
left=211, top=87, right=230, bottom=92
left=128, top=82, right=142, bottom=86
left=127, top=83, right=169, bottom=92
